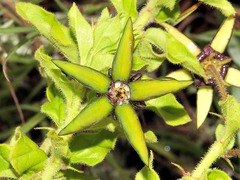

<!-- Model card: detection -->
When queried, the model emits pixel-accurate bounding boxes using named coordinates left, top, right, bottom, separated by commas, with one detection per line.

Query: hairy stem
left=134, top=0, right=159, bottom=31
left=206, top=64, right=228, bottom=101
left=191, top=133, right=233, bottom=179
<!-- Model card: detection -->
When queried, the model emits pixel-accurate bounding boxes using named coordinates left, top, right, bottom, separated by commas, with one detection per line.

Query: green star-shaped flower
left=53, top=19, right=192, bottom=165
left=162, top=15, right=240, bottom=128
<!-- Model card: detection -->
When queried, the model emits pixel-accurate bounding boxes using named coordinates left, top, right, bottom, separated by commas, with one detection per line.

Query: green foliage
left=1, top=0, right=239, bottom=179
left=146, top=93, right=191, bottom=126
left=200, top=0, right=235, bottom=17
left=206, top=169, right=231, bottom=180
left=70, top=130, right=118, bottom=166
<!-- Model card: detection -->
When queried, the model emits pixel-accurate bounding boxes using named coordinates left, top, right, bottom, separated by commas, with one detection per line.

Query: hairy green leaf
left=133, top=39, right=165, bottom=72
left=145, top=28, right=205, bottom=76
left=200, top=0, right=235, bottom=17
left=42, top=86, right=66, bottom=127
left=70, top=130, right=117, bottom=166
left=135, top=166, right=160, bottom=180
left=156, top=0, right=180, bottom=23
left=146, top=93, right=191, bottom=126
left=206, top=169, right=231, bottom=180
left=9, top=128, right=47, bottom=175
left=35, top=47, right=84, bottom=125
left=110, top=0, right=138, bottom=20
left=16, top=2, right=79, bottom=63
left=68, top=3, right=93, bottom=65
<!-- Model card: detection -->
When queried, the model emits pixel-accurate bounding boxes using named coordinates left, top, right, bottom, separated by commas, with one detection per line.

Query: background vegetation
left=1, top=0, right=240, bottom=179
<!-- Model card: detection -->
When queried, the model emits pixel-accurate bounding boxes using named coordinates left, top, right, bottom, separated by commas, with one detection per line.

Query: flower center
left=107, top=81, right=130, bottom=106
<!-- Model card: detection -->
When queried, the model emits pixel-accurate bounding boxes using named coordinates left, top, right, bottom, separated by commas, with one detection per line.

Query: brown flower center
left=107, top=81, right=130, bottom=106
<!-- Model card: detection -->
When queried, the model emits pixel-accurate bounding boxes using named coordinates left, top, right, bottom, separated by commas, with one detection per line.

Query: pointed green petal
left=211, top=16, right=234, bottom=53
left=225, top=67, right=240, bottom=87
left=112, top=18, right=134, bottom=81
left=129, top=79, right=192, bottom=101
left=115, top=104, right=149, bottom=165
left=53, top=60, right=111, bottom=93
left=59, top=96, right=113, bottom=135
left=197, top=86, right=213, bottom=128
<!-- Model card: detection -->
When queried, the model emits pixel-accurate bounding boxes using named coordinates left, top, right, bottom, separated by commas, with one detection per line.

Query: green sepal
left=112, top=18, right=134, bottom=81
left=211, top=16, right=235, bottom=53
left=16, top=2, right=79, bottom=63
left=70, top=130, right=117, bottom=166
left=115, top=104, right=149, bottom=166
left=146, top=93, right=191, bottom=126
left=53, top=60, right=111, bottom=93
left=9, top=127, right=47, bottom=175
left=59, top=96, right=113, bottom=135
left=129, top=79, right=192, bottom=101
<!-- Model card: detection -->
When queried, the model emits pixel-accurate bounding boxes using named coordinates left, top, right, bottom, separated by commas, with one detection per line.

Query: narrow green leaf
left=146, top=93, right=191, bottom=126
left=135, top=166, right=160, bottom=180
left=211, top=16, right=235, bottom=53
left=59, top=96, right=113, bottom=135
left=115, top=104, right=149, bottom=166
left=68, top=3, right=93, bottom=65
left=53, top=60, right=111, bottom=93
left=129, top=79, right=192, bottom=101
left=145, top=28, right=205, bottom=77
left=9, top=127, right=47, bottom=174
left=70, top=130, right=117, bottom=166
left=200, top=0, right=235, bottom=17
left=207, top=169, right=231, bottom=180
left=16, top=2, right=79, bottom=63
left=110, top=0, right=138, bottom=20
left=112, top=18, right=134, bottom=81
left=197, top=86, right=213, bottom=128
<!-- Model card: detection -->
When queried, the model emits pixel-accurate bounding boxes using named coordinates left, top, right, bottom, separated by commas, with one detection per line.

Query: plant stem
left=191, top=133, right=232, bottom=179
left=41, top=154, right=63, bottom=179
left=134, top=0, right=159, bottom=31
left=206, top=64, right=228, bottom=101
